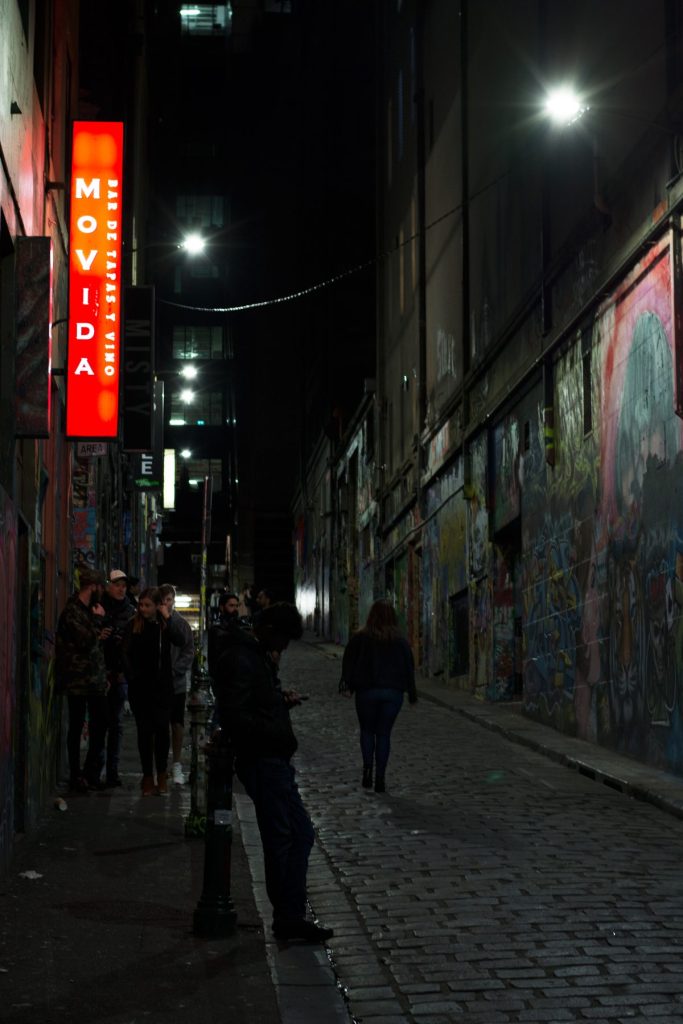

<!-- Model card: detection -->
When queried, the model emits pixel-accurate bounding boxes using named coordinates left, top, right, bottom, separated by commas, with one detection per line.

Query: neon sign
left=67, top=121, right=124, bottom=438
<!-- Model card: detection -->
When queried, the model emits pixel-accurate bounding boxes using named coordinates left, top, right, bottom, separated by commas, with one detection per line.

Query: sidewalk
left=0, top=737, right=280, bottom=1024
left=304, top=633, right=683, bottom=821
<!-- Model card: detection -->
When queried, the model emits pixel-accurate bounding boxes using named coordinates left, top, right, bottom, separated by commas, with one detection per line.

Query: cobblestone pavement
left=279, top=641, right=683, bottom=1024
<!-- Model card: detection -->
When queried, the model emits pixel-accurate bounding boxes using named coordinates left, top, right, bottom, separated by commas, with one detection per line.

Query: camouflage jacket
left=55, top=595, right=107, bottom=697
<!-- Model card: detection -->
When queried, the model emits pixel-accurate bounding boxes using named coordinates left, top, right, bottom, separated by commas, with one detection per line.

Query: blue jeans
left=236, top=757, right=315, bottom=922
left=355, top=688, right=404, bottom=778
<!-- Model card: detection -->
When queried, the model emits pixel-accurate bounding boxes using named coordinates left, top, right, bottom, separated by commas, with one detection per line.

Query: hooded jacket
left=212, top=627, right=297, bottom=761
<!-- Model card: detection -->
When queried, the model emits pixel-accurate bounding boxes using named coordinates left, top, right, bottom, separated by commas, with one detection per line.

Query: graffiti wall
left=72, top=455, right=97, bottom=570
left=0, top=486, right=17, bottom=873
left=422, top=459, right=467, bottom=678
left=25, top=541, right=59, bottom=829
left=522, top=237, right=683, bottom=772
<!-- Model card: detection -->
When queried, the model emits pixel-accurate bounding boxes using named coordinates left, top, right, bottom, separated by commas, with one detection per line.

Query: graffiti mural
left=422, top=460, right=466, bottom=677
left=72, top=456, right=97, bottom=570
left=521, top=237, right=683, bottom=772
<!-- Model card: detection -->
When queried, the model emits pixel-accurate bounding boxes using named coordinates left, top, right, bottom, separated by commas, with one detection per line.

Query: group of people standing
left=55, top=566, right=417, bottom=946
left=55, top=569, right=194, bottom=796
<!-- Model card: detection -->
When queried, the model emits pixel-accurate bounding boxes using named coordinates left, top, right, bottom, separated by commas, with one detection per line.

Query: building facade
left=296, top=0, right=683, bottom=777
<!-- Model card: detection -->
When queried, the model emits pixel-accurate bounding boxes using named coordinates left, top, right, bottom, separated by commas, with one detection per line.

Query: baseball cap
left=109, top=569, right=128, bottom=582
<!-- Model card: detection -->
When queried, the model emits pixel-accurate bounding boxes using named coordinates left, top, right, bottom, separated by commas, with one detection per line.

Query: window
left=169, top=388, right=224, bottom=426
left=397, top=70, right=404, bottom=161
left=34, top=0, right=49, bottom=113
left=178, top=456, right=222, bottom=492
left=180, top=4, right=232, bottom=37
left=172, top=325, right=225, bottom=359
left=176, top=195, right=224, bottom=230
left=449, top=591, right=469, bottom=676
left=583, top=349, right=592, bottom=435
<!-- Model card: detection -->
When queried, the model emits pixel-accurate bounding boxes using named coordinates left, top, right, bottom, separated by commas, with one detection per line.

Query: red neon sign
left=67, top=121, right=124, bottom=438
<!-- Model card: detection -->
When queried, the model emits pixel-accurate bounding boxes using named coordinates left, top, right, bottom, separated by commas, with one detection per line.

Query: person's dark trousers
left=355, top=688, right=404, bottom=777
left=236, top=756, right=315, bottom=924
left=131, top=698, right=171, bottom=777
left=67, top=693, right=108, bottom=784
left=106, top=678, right=126, bottom=781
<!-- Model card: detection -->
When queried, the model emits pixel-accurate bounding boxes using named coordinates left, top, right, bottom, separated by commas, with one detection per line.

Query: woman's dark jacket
left=122, top=615, right=185, bottom=708
left=341, top=632, right=417, bottom=702
left=213, top=628, right=297, bottom=761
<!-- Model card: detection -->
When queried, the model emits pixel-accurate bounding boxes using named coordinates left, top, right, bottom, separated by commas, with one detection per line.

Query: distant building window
left=178, top=456, right=223, bottom=492
left=264, top=0, right=292, bottom=12
left=179, top=4, right=232, bottom=36
left=176, top=194, right=224, bottom=230
left=172, top=325, right=225, bottom=359
left=397, top=70, right=404, bottom=161
left=169, top=388, right=224, bottom=426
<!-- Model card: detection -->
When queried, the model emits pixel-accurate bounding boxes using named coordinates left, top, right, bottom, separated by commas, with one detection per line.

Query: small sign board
left=77, top=441, right=108, bottom=457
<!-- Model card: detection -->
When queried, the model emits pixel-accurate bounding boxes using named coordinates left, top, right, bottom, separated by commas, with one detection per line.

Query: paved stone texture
left=281, top=641, right=683, bottom=1024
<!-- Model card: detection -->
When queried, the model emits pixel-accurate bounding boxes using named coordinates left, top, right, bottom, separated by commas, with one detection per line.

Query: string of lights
left=158, top=187, right=495, bottom=315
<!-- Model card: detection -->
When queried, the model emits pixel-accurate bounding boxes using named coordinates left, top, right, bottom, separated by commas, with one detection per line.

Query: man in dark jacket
left=55, top=567, right=111, bottom=791
left=207, top=591, right=246, bottom=680
left=212, top=602, right=333, bottom=944
left=100, top=569, right=136, bottom=787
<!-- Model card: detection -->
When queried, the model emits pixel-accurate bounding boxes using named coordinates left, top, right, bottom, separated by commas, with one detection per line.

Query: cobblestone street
left=278, top=641, right=683, bottom=1024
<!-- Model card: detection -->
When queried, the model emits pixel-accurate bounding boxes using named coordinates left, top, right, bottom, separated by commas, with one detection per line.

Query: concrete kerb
left=302, top=634, right=683, bottom=824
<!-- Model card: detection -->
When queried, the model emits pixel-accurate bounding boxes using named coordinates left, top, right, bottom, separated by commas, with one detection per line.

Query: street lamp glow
left=180, top=233, right=206, bottom=255
left=180, top=448, right=192, bottom=459
left=544, top=86, right=588, bottom=126
left=180, top=364, right=198, bottom=380
left=180, top=388, right=195, bottom=404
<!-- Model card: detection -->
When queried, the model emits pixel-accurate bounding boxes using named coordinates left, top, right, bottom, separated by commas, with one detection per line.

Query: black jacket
left=122, top=615, right=186, bottom=707
left=341, top=632, right=417, bottom=702
left=208, top=614, right=248, bottom=680
left=100, top=591, right=136, bottom=673
left=212, top=628, right=297, bottom=760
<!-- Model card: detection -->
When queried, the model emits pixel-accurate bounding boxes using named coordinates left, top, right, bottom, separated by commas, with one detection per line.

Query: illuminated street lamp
left=543, top=86, right=589, bottom=127
left=180, top=364, right=198, bottom=380
left=180, top=388, right=195, bottom=404
left=181, top=233, right=207, bottom=255
left=180, top=448, right=192, bottom=459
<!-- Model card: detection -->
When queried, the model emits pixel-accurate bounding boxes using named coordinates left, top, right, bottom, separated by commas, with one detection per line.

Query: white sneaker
left=171, top=762, right=185, bottom=786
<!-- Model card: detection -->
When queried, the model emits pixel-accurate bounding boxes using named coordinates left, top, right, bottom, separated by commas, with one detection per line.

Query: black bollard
left=193, top=732, right=237, bottom=937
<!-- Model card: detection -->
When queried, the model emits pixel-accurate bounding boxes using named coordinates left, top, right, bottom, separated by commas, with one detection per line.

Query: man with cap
left=101, top=569, right=136, bottom=786
left=55, top=566, right=112, bottom=792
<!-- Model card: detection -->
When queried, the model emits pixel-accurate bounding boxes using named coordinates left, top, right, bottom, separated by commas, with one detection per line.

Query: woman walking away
left=340, top=600, right=417, bottom=793
left=122, top=587, right=186, bottom=796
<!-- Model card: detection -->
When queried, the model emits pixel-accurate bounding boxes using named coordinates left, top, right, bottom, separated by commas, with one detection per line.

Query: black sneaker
left=272, top=918, right=334, bottom=943
left=69, top=776, right=89, bottom=793
left=105, top=776, right=123, bottom=788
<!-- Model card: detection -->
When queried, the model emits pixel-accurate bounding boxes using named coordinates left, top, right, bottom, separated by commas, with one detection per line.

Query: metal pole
left=185, top=474, right=214, bottom=838
left=198, top=474, right=213, bottom=666
left=184, top=658, right=213, bottom=838
left=193, top=733, right=237, bottom=937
